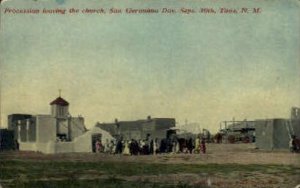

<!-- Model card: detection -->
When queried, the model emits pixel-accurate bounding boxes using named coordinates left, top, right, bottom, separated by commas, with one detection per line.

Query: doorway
left=91, top=133, right=102, bottom=152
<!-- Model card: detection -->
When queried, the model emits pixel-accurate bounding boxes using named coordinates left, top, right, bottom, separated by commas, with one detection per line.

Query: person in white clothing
left=122, top=140, right=130, bottom=155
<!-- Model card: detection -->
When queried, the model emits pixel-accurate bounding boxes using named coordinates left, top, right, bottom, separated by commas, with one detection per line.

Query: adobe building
left=255, top=107, right=300, bottom=150
left=8, top=96, right=113, bottom=153
left=96, top=116, right=176, bottom=141
left=218, top=107, right=300, bottom=147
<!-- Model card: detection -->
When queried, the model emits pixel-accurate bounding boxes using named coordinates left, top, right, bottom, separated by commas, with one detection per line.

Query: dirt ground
left=2, top=143, right=299, bottom=165
left=1, top=143, right=300, bottom=188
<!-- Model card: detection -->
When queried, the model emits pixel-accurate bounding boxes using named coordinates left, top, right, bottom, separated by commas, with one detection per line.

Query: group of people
left=94, top=136, right=207, bottom=155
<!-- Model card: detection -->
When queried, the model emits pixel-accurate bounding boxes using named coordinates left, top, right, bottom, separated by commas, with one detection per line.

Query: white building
left=8, top=96, right=113, bottom=153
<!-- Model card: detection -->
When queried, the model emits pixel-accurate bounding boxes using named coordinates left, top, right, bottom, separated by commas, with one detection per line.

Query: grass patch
left=1, top=160, right=299, bottom=187
left=7, top=178, right=179, bottom=188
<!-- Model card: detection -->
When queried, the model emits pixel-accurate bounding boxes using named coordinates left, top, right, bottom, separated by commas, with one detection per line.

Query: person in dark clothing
left=200, top=138, right=206, bottom=154
left=143, top=142, right=150, bottom=155
left=129, top=139, right=134, bottom=155
left=187, top=138, right=194, bottom=154
left=290, top=135, right=300, bottom=152
left=166, top=138, right=173, bottom=153
left=129, top=139, right=139, bottom=155
left=116, top=140, right=123, bottom=154
left=159, top=139, right=167, bottom=153
left=14, top=140, right=19, bottom=150
left=215, top=133, right=222, bottom=144
left=150, top=139, right=154, bottom=154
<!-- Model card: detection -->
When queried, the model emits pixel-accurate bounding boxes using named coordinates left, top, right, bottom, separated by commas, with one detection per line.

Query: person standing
left=104, top=139, right=110, bottom=153
left=116, top=139, right=123, bottom=154
left=172, top=140, right=177, bottom=154
left=95, top=140, right=101, bottom=153
left=153, top=138, right=157, bottom=155
left=200, top=138, right=206, bottom=154
left=175, top=140, right=180, bottom=153
left=289, top=135, right=297, bottom=152
left=195, top=137, right=200, bottom=154
left=99, top=140, right=104, bottom=152
left=187, top=138, right=194, bottom=154
left=123, top=140, right=130, bottom=155
left=139, top=140, right=145, bottom=154
left=111, top=140, right=116, bottom=154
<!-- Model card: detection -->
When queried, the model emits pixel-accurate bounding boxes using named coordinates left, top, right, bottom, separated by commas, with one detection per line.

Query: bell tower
left=50, top=90, right=69, bottom=118
left=50, top=91, right=71, bottom=141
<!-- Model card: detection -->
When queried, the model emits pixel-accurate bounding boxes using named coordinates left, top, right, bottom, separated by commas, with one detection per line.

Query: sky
left=1, top=0, right=299, bottom=133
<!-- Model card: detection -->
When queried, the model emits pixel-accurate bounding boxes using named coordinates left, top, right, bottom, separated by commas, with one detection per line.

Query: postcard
left=0, top=0, right=299, bottom=187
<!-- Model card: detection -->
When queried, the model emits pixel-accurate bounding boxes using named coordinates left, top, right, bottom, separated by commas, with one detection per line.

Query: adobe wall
left=36, top=115, right=56, bottom=143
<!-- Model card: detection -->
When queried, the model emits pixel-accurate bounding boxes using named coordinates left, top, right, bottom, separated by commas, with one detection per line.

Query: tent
left=73, top=126, right=114, bottom=152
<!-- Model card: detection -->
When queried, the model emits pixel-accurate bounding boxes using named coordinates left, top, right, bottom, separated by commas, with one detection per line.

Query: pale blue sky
left=1, top=0, right=299, bottom=132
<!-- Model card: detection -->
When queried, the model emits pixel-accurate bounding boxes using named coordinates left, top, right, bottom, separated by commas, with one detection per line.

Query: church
left=8, top=95, right=113, bottom=153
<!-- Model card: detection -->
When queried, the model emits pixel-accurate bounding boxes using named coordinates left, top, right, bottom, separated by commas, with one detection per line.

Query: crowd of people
left=95, top=136, right=207, bottom=155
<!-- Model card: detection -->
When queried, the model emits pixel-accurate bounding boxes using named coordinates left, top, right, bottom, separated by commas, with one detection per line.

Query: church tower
left=50, top=92, right=71, bottom=141
left=50, top=96, right=69, bottom=118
